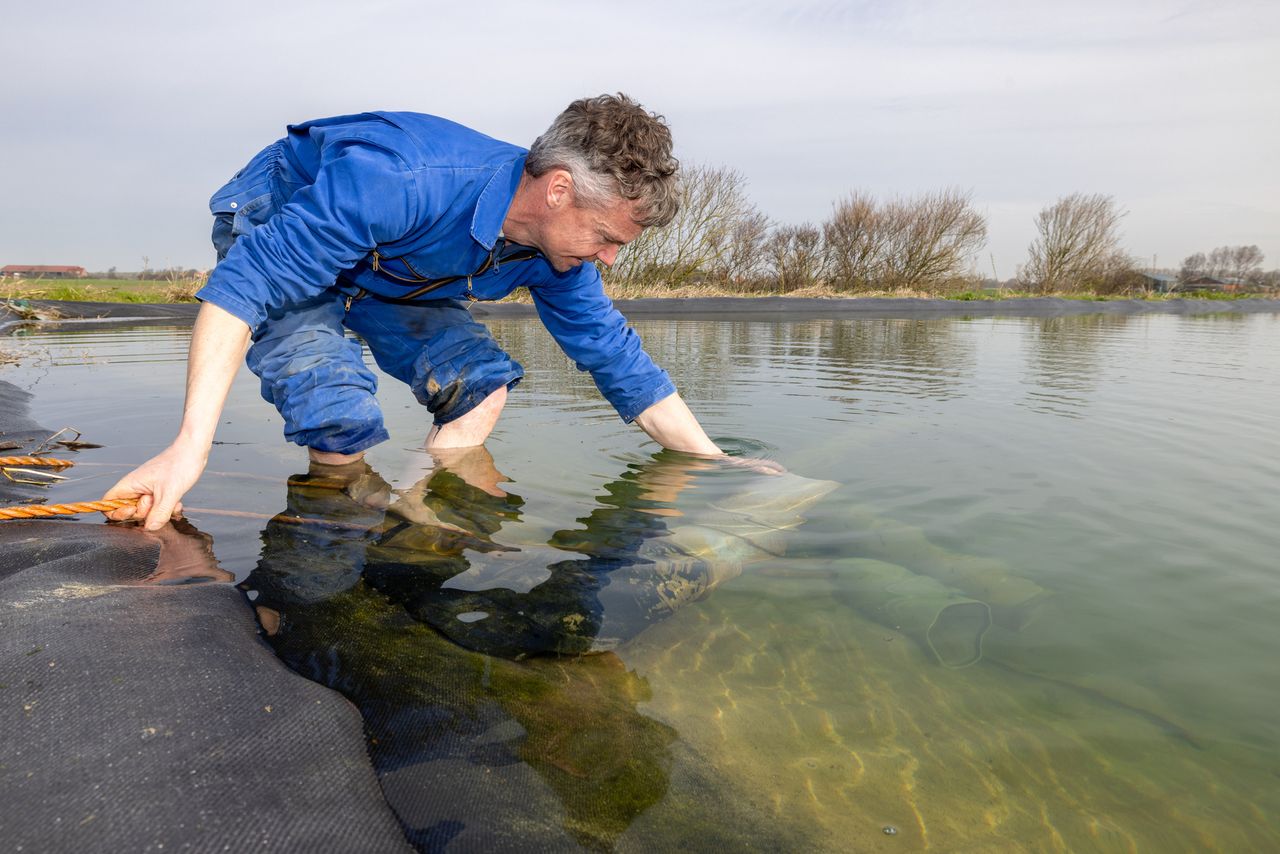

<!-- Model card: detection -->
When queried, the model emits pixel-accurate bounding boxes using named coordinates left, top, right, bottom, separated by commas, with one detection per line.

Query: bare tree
left=1021, top=193, right=1126, bottom=291
left=822, top=192, right=882, bottom=289
left=1207, top=246, right=1234, bottom=279
left=708, top=210, right=771, bottom=287
left=823, top=189, right=987, bottom=291
left=609, top=165, right=766, bottom=289
left=1214, top=245, right=1264, bottom=282
left=1091, top=253, right=1142, bottom=295
left=764, top=224, right=826, bottom=292
left=1181, top=245, right=1265, bottom=284
left=881, top=189, right=986, bottom=289
left=1231, top=246, right=1264, bottom=282
left=1179, top=252, right=1208, bottom=283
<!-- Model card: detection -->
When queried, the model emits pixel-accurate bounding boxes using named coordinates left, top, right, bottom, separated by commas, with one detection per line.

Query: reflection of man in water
left=244, top=451, right=699, bottom=851
left=103, top=94, right=768, bottom=533
left=246, top=448, right=716, bottom=658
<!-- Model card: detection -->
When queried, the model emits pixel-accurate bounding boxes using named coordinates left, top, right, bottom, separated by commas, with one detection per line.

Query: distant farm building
left=1182, top=276, right=1257, bottom=293
left=1, top=265, right=88, bottom=279
left=1135, top=272, right=1179, bottom=293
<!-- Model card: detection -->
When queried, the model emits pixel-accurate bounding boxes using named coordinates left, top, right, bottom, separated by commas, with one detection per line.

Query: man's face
left=538, top=196, right=645, bottom=274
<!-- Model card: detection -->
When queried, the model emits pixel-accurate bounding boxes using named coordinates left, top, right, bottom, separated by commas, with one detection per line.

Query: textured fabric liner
left=0, top=381, right=411, bottom=852
left=0, top=520, right=412, bottom=852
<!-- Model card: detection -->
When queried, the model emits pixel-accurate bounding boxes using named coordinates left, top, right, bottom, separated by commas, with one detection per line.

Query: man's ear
left=545, top=169, right=573, bottom=210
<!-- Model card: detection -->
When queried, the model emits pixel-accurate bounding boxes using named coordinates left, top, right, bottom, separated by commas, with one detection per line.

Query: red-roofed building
left=0, top=265, right=88, bottom=279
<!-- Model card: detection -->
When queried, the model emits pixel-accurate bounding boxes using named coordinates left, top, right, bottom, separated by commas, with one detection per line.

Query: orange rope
left=0, top=456, right=75, bottom=468
left=0, top=499, right=377, bottom=533
left=0, top=498, right=137, bottom=520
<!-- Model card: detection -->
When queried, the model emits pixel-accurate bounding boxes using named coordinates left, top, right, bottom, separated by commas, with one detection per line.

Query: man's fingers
left=144, top=498, right=176, bottom=531
left=136, top=494, right=154, bottom=519
left=102, top=479, right=142, bottom=519
left=102, top=491, right=147, bottom=521
left=98, top=447, right=205, bottom=527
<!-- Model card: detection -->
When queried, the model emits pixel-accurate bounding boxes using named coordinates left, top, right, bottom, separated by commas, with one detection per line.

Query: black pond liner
left=0, top=377, right=410, bottom=852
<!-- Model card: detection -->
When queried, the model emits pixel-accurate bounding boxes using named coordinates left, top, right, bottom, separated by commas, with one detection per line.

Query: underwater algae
left=261, top=582, right=676, bottom=850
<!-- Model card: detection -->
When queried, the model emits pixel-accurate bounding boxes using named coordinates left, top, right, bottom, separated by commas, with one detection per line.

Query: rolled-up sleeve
left=196, top=140, right=416, bottom=331
left=530, top=268, right=676, bottom=422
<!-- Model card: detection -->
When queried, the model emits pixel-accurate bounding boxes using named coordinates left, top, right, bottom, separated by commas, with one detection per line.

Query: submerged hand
left=102, top=441, right=209, bottom=530
left=720, top=455, right=788, bottom=476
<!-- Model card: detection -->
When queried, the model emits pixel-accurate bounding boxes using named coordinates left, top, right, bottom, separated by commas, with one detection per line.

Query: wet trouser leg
left=343, top=297, right=524, bottom=428
left=245, top=290, right=389, bottom=455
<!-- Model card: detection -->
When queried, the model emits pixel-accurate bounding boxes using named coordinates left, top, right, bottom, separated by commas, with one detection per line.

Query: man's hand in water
left=102, top=441, right=208, bottom=530
left=720, top=456, right=788, bottom=476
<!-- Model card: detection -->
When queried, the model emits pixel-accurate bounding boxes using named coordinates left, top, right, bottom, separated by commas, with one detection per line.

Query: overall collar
left=471, top=153, right=528, bottom=251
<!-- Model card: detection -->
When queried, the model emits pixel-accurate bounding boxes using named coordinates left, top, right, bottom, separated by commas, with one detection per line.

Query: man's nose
left=595, top=245, right=619, bottom=267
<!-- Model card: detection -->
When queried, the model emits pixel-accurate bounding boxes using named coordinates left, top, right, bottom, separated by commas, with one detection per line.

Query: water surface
left=5, top=312, right=1279, bottom=850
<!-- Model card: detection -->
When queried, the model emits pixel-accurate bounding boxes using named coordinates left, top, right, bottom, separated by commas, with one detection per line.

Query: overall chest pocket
left=227, top=192, right=276, bottom=237
left=209, top=144, right=284, bottom=259
left=212, top=193, right=277, bottom=261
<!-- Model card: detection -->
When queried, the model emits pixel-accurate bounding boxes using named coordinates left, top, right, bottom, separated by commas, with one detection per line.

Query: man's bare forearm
left=176, top=301, right=253, bottom=450
left=102, top=301, right=251, bottom=528
left=633, top=393, right=722, bottom=456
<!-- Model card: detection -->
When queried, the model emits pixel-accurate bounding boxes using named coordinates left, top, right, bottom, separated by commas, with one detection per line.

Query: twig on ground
left=31, top=427, right=82, bottom=455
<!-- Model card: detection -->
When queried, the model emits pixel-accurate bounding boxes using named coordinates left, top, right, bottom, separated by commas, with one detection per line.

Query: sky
left=2, top=0, right=1277, bottom=278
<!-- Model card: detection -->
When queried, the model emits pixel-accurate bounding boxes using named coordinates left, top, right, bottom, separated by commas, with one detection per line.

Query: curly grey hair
left=525, top=94, right=680, bottom=228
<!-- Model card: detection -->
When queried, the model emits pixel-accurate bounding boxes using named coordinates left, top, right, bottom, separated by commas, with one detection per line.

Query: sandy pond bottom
left=4, top=311, right=1279, bottom=851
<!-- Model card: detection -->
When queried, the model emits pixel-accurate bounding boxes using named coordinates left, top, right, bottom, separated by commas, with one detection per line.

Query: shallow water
left=5, top=312, right=1279, bottom=850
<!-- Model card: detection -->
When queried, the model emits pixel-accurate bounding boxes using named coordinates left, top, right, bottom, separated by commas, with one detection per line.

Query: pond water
left=5, top=311, right=1280, bottom=851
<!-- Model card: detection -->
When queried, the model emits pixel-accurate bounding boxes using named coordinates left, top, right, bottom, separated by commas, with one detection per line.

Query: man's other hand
left=720, top=455, right=788, bottom=476
left=102, top=441, right=209, bottom=531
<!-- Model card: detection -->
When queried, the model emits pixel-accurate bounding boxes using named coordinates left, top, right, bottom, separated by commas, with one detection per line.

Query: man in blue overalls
left=105, top=95, right=742, bottom=530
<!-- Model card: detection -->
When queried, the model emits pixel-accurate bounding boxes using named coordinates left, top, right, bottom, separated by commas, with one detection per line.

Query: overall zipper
left=360, top=244, right=542, bottom=305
